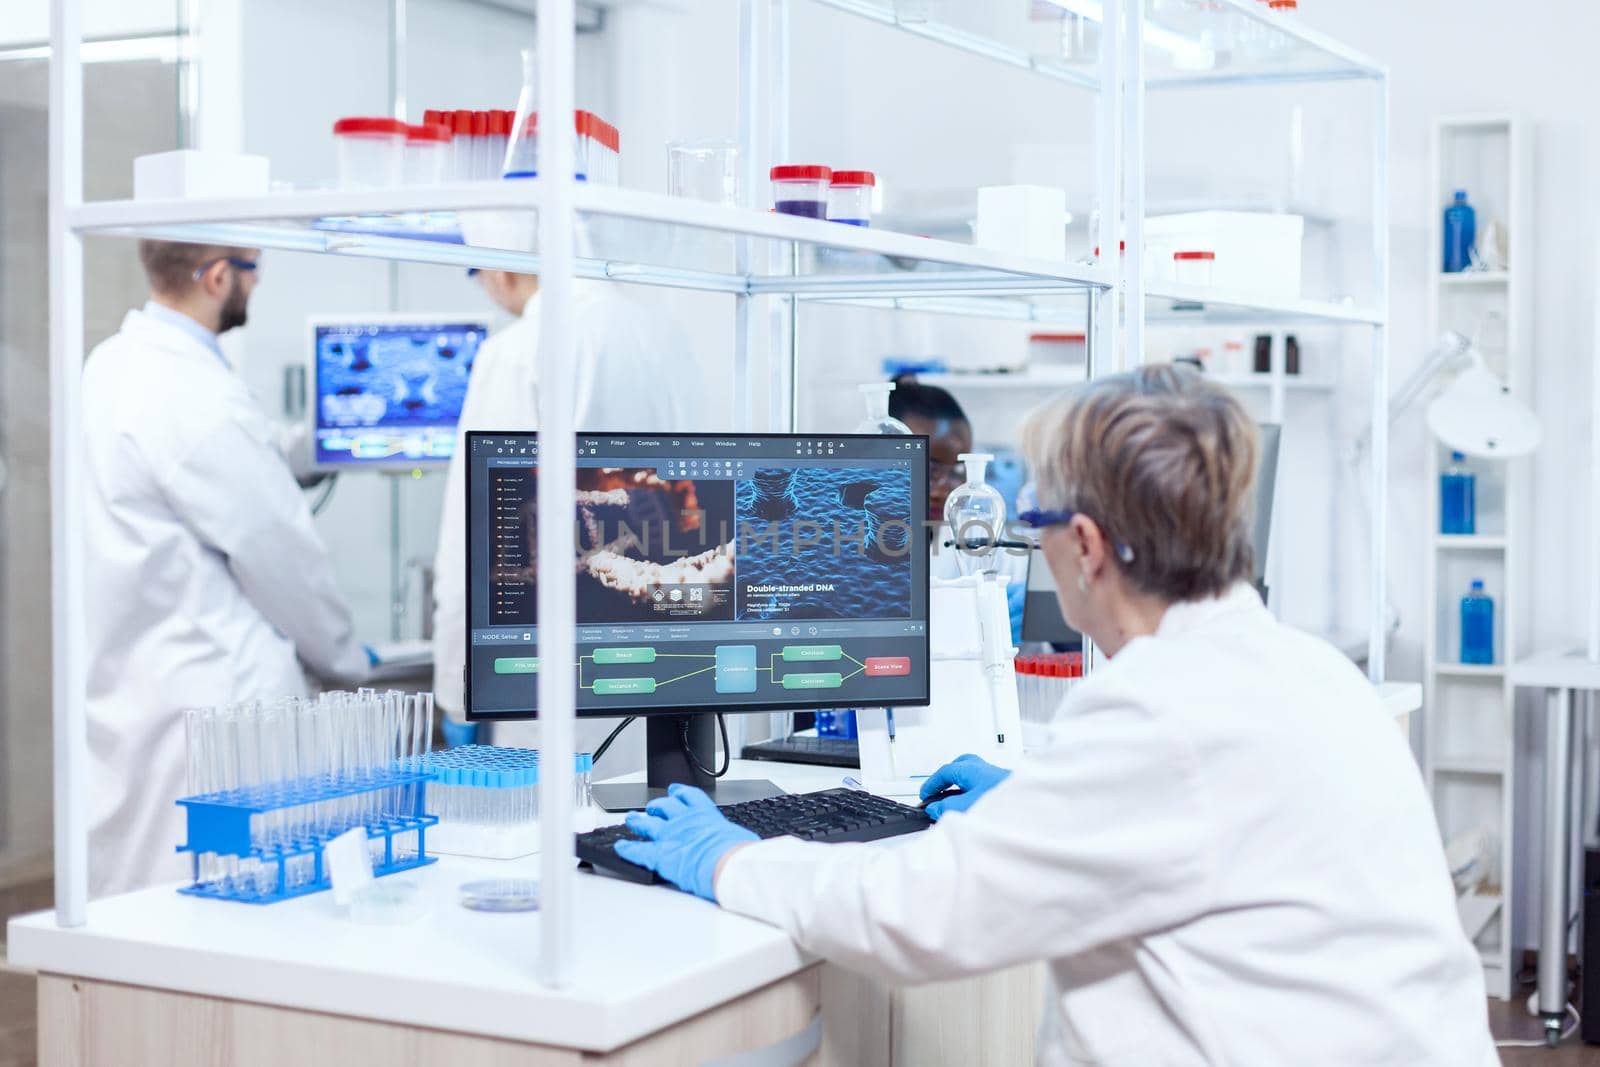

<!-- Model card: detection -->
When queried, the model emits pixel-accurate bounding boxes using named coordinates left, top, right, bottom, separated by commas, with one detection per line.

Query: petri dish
left=459, top=878, right=541, bottom=913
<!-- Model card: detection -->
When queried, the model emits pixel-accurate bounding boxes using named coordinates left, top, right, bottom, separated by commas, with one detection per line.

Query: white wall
left=1293, top=0, right=1600, bottom=953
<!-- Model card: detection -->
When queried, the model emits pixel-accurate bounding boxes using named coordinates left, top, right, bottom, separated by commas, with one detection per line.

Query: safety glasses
left=1017, top=507, right=1136, bottom=564
left=192, top=256, right=259, bottom=282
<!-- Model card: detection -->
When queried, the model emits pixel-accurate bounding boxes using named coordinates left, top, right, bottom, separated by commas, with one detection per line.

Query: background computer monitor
left=1020, top=422, right=1282, bottom=643
left=309, top=313, right=488, bottom=470
left=1251, top=423, right=1283, bottom=596
left=463, top=431, right=932, bottom=806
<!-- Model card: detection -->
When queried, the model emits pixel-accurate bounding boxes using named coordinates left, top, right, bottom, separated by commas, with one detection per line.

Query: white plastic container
left=488, top=110, right=512, bottom=180
left=771, top=165, right=831, bottom=218
left=577, top=111, right=620, bottom=185
left=333, top=117, right=407, bottom=189
left=471, top=111, right=492, bottom=181
left=449, top=110, right=476, bottom=180
left=1027, top=331, right=1087, bottom=367
left=975, top=184, right=1068, bottom=261
left=133, top=149, right=270, bottom=200
left=1145, top=210, right=1304, bottom=297
left=1172, top=250, right=1216, bottom=287
left=402, top=123, right=450, bottom=186
left=827, top=170, right=876, bottom=226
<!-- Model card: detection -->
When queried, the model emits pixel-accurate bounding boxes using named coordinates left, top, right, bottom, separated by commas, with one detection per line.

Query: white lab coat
left=431, top=283, right=707, bottom=757
left=83, top=306, right=369, bottom=897
left=719, top=584, right=1495, bottom=1066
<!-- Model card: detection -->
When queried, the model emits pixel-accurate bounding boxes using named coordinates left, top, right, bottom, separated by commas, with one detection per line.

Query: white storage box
left=975, top=184, right=1067, bottom=261
left=133, top=149, right=270, bottom=200
left=1144, top=211, right=1304, bottom=298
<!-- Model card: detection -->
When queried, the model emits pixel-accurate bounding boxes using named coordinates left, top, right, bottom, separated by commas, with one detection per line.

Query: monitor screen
left=464, top=432, right=932, bottom=720
left=310, top=316, right=488, bottom=468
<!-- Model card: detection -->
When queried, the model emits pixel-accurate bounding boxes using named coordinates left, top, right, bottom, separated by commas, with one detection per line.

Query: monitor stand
left=589, top=712, right=785, bottom=812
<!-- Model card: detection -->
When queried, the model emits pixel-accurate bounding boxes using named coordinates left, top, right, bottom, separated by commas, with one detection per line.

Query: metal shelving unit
left=1125, top=0, right=1397, bottom=697
left=41, top=0, right=1126, bottom=986
left=1421, top=113, right=1534, bottom=1000
left=42, top=0, right=1415, bottom=994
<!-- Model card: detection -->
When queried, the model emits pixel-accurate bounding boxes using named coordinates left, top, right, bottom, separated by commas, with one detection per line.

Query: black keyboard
left=575, top=787, right=932, bottom=885
left=742, top=735, right=860, bottom=768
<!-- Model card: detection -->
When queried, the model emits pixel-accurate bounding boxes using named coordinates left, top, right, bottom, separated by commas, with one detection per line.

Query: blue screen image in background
left=314, top=321, right=484, bottom=465
left=735, top=466, right=913, bottom=621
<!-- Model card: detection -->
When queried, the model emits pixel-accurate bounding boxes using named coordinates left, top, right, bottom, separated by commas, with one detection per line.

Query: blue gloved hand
left=364, top=644, right=380, bottom=667
left=440, top=718, right=479, bottom=748
left=614, top=784, right=758, bottom=902
left=919, top=753, right=1012, bottom=820
left=1005, top=578, right=1027, bottom=647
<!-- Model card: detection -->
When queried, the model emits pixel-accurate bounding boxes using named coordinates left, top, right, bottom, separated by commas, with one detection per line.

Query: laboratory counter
left=6, top=759, right=1041, bottom=1066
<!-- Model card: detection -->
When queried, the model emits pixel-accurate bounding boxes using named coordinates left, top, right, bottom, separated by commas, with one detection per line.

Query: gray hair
left=1022, top=364, right=1260, bottom=602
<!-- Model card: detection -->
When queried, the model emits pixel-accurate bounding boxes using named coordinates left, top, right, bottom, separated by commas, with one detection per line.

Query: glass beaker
left=668, top=140, right=740, bottom=205
left=944, top=453, right=1006, bottom=577
left=854, top=383, right=912, bottom=436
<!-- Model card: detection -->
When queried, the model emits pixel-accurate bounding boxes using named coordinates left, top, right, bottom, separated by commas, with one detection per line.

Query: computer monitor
left=1020, top=422, right=1282, bottom=641
left=1251, top=423, right=1283, bottom=598
left=309, top=313, right=489, bottom=470
left=463, top=430, right=932, bottom=808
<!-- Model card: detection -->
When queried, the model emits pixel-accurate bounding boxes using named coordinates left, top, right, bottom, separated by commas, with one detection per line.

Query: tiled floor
left=2, top=869, right=1599, bottom=1067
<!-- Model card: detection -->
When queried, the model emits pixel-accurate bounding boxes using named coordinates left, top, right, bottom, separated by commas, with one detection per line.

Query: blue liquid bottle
left=1440, top=451, right=1476, bottom=535
left=1443, top=190, right=1476, bottom=273
left=1460, top=580, right=1495, bottom=665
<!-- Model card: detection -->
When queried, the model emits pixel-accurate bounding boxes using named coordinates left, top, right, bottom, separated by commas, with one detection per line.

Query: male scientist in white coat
left=83, top=240, right=372, bottom=897
left=432, top=270, right=705, bottom=757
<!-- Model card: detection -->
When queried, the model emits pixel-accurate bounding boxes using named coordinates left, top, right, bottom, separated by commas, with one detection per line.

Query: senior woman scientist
left=618, top=366, right=1495, bottom=1066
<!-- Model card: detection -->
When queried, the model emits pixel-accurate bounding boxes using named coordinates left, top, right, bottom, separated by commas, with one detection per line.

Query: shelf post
left=1366, top=76, right=1390, bottom=684
left=733, top=0, right=765, bottom=434
left=1121, top=0, right=1144, bottom=370
left=1092, top=0, right=1120, bottom=380
left=49, top=0, right=89, bottom=930
left=536, top=0, right=578, bottom=989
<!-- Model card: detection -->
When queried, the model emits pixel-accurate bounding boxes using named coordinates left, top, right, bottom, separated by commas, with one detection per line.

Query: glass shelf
left=69, top=182, right=1115, bottom=301
left=799, top=293, right=1087, bottom=325
left=1145, top=282, right=1383, bottom=326
left=1141, top=0, right=1385, bottom=88
left=807, top=0, right=1383, bottom=90
left=807, top=0, right=1103, bottom=91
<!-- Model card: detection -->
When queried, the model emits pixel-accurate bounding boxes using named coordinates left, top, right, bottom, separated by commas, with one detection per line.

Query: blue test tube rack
left=175, top=767, right=438, bottom=905
left=415, top=743, right=592, bottom=786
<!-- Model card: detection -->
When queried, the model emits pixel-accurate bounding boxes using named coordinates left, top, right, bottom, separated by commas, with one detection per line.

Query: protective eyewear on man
left=1017, top=508, right=1136, bottom=564
left=191, top=256, right=259, bottom=282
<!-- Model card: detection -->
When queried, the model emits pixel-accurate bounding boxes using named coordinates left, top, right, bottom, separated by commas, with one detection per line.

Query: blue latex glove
left=919, top=753, right=1012, bottom=820
left=440, top=719, right=479, bottom=748
left=1005, top=578, right=1026, bottom=647
left=614, top=784, right=758, bottom=901
left=364, top=644, right=380, bottom=667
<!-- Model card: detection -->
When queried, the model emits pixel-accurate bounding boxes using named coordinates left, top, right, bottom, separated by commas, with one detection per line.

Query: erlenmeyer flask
left=854, top=382, right=911, bottom=436
left=944, top=453, right=1006, bottom=578
left=503, top=47, right=538, bottom=179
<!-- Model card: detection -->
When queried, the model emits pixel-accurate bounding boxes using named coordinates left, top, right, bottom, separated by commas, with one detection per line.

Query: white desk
left=6, top=758, right=1041, bottom=1067
left=7, top=852, right=824, bottom=1065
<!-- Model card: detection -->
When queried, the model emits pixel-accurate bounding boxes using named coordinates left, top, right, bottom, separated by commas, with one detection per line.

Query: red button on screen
left=864, top=656, right=912, bottom=677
